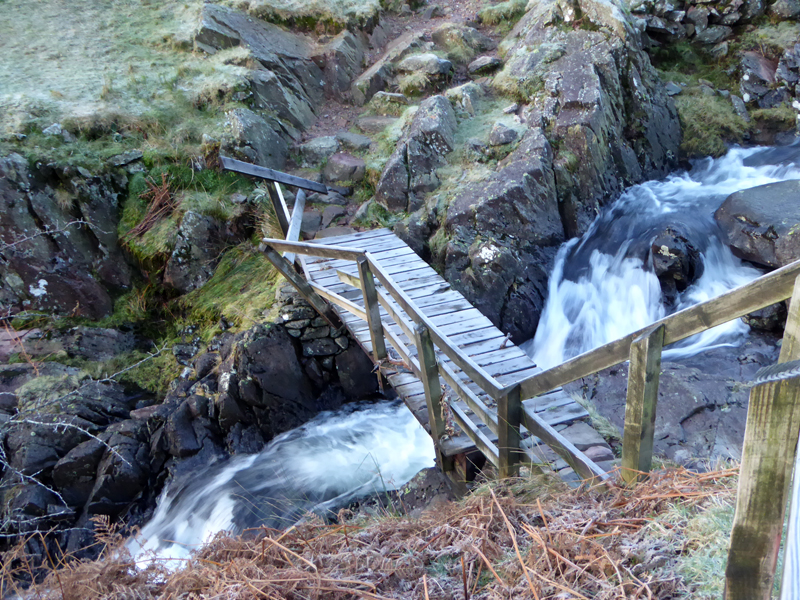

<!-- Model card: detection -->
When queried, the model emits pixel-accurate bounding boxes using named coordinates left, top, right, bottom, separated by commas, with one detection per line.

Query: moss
left=674, top=95, right=750, bottom=158
left=428, top=226, right=451, bottom=264
left=181, top=243, right=281, bottom=328
left=397, top=72, right=432, bottom=96
left=751, top=103, right=798, bottom=129
left=242, top=0, right=381, bottom=30
left=653, top=42, right=737, bottom=91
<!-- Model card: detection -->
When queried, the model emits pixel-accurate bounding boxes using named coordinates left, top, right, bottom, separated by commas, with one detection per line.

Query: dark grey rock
left=650, top=226, right=703, bottom=307
left=107, top=150, right=143, bottom=167
left=321, top=205, right=346, bottom=228
left=323, top=153, right=366, bottom=183
left=250, top=69, right=316, bottom=131
left=163, top=211, right=224, bottom=294
left=488, top=122, right=518, bottom=146
left=356, top=116, right=399, bottom=134
left=664, top=82, right=682, bottom=96
left=468, top=55, right=502, bottom=76
left=695, top=25, right=732, bottom=45
left=301, top=209, right=322, bottom=239
left=63, top=327, right=136, bottom=361
left=315, top=30, right=366, bottom=101
left=740, top=51, right=778, bottom=104
left=431, top=22, right=495, bottom=62
left=300, top=136, right=340, bottom=167
left=302, top=338, right=340, bottom=357
left=715, top=180, right=800, bottom=268
left=335, top=131, right=372, bottom=152
left=52, top=439, right=105, bottom=507
left=397, top=53, right=453, bottom=77
left=769, top=0, right=800, bottom=18
left=335, top=345, right=379, bottom=399
left=375, top=96, right=457, bottom=211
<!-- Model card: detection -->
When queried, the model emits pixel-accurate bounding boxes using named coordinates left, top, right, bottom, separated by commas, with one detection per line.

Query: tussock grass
left=242, top=0, right=381, bottom=29
left=3, top=466, right=742, bottom=599
left=675, top=95, right=749, bottom=158
left=478, top=0, right=529, bottom=26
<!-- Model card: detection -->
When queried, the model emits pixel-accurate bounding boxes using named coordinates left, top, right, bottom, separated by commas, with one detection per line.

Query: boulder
left=430, top=22, right=495, bottom=62
left=351, top=31, right=427, bottom=105
left=299, top=136, right=340, bottom=167
left=649, top=226, right=704, bottom=307
left=445, top=82, right=483, bottom=116
left=740, top=51, right=777, bottom=105
left=314, top=31, right=366, bottom=100
left=367, top=91, right=410, bottom=116
left=63, top=327, right=137, bottom=361
left=335, top=131, right=372, bottom=152
left=488, top=122, right=518, bottom=146
left=769, top=0, right=800, bottom=17
left=375, top=96, right=457, bottom=211
left=250, top=69, right=316, bottom=131
left=335, top=345, right=380, bottom=399
left=223, top=108, right=288, bottom=170
left=468, top=56, right=502, bottom=77
left=714, top=180, right=800, bottom=268
left=163, top=211, right=224, bottom=294
left=397, top=53, right=454, bottom=78
left=323, top=153, right=366, bottom=184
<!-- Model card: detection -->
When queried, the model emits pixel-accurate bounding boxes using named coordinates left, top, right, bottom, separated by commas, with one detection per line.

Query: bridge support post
left=415, top=324, right=453, bottom=473
left=497, top=385, right=522, bottom=478
left=621, top=324, right=665, bottom=484
left=357, top=257, right=387, bottom=362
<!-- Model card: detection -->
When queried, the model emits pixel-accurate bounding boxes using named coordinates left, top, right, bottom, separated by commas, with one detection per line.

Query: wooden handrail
left=364, top=254, right=507, bottom=399
left=221, top=156, right=329, bottom=193
left=514, top=258, right=800, bottom=401
left=262, top=238, right=366, bottom=261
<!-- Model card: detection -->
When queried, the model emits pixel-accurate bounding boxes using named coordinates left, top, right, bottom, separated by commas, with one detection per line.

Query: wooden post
left=267, top=183, right=291, bottom=236
left=497, top=385, right=522, bottom=478
left=780, top=428, right=800, bottom=599
left=621, top=324, right=665, bottom=484
left=725, top=374, right=800, bottom=600
left=414, top=324, right=452, bottom=472
left=282, top=189, right=306, bottom=264
left=779, top=275, right=800, bottom=363
left=357, top=257, right=387, bottom=361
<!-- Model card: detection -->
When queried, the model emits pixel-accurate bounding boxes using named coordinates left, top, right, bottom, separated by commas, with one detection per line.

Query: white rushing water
left=129, top=401, right=434, bottom=564
left=525, top=143, right=800, bottom=369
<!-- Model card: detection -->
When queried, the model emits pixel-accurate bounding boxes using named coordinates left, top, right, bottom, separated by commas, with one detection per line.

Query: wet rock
left=715, top=179, right=800, bottom=268
left=375, top=95, right=457, bottom=211
left=163, top=211, right=224, bottom=294
left=468, top=55, right=502, bottom=77
left=743, top=303, right=787, bottom=332
left=299, top=136, right=340, bottom=167
left=488, top=122, right=518, bottom=146
left=225, top=422, right=265, bottom=454
left=165, top=400, right=201, bottom=458
left=223, top=108, right=288, bottom=170
left=52, top=439, right=105, bottom=507
left=335, top=345, right=379, bottom=399
left=368, top=91, right=410, bottom=116
left=335, top=131, right=372, bottom=152
left=323, top=153, right=366, bottom=184
left=650, top=226, right=704, bottom=307
left=301, top=209, right=322, bottom=239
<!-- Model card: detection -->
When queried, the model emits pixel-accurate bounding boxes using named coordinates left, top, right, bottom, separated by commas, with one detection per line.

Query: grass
left=570, top=391, right=623, bottom=444
left=478, top=0, right=529, bottom=26
left=674, top=94, right=750, bottom=157
left=241, top=0, right=381, bottom=29
left=397, top=72, right=432, bottom=96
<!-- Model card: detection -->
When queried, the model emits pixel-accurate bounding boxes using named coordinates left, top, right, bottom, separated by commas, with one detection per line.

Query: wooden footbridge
left=226, top=156, right=800, bottom=598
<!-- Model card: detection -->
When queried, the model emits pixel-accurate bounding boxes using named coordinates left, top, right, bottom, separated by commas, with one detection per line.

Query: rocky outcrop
left=715, top=179, right=800, bottom=268
left=407, top=0, right=681, bottom=341
left=163, top=211, right=225, bottom=294
left=375, top=96, right=457, bottom=212
left=223, top=108, right=289, bottom=170
left=0, top=153, right=132, bottom=320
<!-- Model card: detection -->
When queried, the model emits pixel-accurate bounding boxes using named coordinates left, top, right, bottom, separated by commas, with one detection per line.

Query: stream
left=131, top=143, right=800, bottom=563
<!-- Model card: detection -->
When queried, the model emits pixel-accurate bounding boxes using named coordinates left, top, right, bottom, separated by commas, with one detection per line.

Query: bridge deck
left=302, top=228, right=614, bottom=481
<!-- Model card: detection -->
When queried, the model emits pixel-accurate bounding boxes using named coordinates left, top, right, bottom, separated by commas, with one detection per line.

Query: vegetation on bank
left=0, top=466, right=742, bottom=599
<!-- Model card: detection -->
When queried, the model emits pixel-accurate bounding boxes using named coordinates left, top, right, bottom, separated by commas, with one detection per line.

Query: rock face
left=223, top=108, right=289, bottom=170
left=0, top=153, right=132, bottom=320
left=410, top=0, right=681, bottom=342
left=715, top=180, right=800, bottom=268
left=375, top=96, right=457, bottom=212
left=163, top=211, right=225, bottom=294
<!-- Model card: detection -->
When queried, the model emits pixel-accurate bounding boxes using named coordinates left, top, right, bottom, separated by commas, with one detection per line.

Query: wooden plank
left=517, top=258, right=800, bottom=402
left=282, top=189, right=306, bottom=264
left=318, top=228, right=393, bottom=245
left=449, top=402, right=500, bottom=467
left=497, top=385, right=522, bottom=477
left=780, top=275, right=800, bottom=362
left=780, top=429, right=800, bottom=599
left=261, top=246, right=341, bottom=329
left=263, top=238, right=365, bottom=262
left=438, top=360, right=499, bottom=436
left=267, top=183, right=290, bottom=236
left=522, top=407, right=610, bottom=485
left=357, top=257, right=387, bottom=361
left=622, top=325, right=665, bottom=484
left=725, top=374, right=800, bottom=600
left=308, top=282, right=367, bottom=321
left=414, top=324, right=452, bottom=472
left=220, top=156, right=329, bottom=193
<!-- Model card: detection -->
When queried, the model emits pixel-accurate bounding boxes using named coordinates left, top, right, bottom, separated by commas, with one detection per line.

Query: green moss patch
left=674, top=94, right=749, bottom=158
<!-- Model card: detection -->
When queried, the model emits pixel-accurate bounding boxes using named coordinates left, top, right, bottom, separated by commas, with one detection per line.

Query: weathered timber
left=415, top=324, right=451, bottom=471
left=725, top=376, right=800, bottom=600
left=521, top=408, right=611, bottom=485
left=517, top=258, right=800, bottom=401
left=621, top=325, right=665, bottom=483
left=261, top=245, right=341, bottom=329
left=357, top=257, right=387, bottom=361
left=366, top=254, right=505, bottom=399
left=449, top=402, right=500, bottom=467
left=308, top=282, right=367, bottom=321
left=780, top=428, right=800, bottom=599
left=263, top=238, right=365, bottom=261
left=282, top=189, right=306, bottom=264
left=220, top=156, right=329, bottom=193
left=267, top=183, right=291, bottom=235
left=497, top=385, right=522, bottom=477
left=779, top=275, right=800, bottom=362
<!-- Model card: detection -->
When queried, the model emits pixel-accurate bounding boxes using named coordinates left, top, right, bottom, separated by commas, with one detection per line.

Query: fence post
left=621, top=324, right=665, bottom=484
left=357, top=257, right=387, bottom=361
left=725, top=369, right=800, bottom=600
left=414, top=324, right=452, bottom=472
left=497, top=385, right=522, bottom=478
left=780, top=428, right=800, bottom=599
